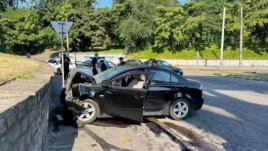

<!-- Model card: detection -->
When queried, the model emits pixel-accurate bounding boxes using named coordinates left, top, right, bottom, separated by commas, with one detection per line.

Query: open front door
left=104, top=71, right=150, bottom=122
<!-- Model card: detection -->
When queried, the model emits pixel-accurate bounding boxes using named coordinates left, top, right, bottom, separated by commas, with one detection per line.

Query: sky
left=96, top=0, right=187, bottom=8
left=19, top=0, right=187, bottom=8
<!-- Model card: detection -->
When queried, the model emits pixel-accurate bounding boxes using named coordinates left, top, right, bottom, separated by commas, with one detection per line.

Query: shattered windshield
left=94, top=67, right=124, bottom=84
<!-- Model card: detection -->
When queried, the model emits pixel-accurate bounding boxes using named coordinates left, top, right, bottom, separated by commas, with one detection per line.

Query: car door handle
left=106, top=91, right=112, bottom=95
left=134, top=94, right=144, bottom=99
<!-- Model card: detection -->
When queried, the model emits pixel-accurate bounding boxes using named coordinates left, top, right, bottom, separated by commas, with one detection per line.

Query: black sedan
left=142, top=60, right=183, bottom=75
left=61, top=66, right=204, bottom=124
left=125, top=59, right=142, bottom=65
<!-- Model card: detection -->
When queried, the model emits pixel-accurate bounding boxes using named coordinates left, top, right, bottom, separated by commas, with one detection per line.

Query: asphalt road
left=158, top=74, right=268, bottom=151
left=44, top=74, right=268, bottom=151
left=45, top=75, right=184, bottom=151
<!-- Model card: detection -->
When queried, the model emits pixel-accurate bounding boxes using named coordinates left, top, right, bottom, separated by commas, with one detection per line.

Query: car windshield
left=159, top=61, right=171, bottom=67
left=94, top=67, right=124, bottom=84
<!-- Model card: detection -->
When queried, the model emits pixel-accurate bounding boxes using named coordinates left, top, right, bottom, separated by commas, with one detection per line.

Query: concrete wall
left=69, top=53, right=124, bottom=63
left=163, top=59, right=268, bottom=67
left=66, top=53, right=268, bottom=67
left=0, top=79, right=52, bottom=151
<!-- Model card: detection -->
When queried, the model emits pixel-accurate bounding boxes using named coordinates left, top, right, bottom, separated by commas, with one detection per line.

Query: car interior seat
left=128, top=74, right=146, bottom=89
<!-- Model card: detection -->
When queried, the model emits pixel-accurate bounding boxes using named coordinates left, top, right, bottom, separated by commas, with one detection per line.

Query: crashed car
left=61, top=66, right=204, bottom=124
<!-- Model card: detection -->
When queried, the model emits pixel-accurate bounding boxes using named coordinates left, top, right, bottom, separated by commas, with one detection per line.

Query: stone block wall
left=0, top=80, right=52, bottom=151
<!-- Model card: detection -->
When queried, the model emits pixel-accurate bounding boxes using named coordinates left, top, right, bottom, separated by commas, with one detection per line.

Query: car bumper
left=192, top=97, right=204, bottom=111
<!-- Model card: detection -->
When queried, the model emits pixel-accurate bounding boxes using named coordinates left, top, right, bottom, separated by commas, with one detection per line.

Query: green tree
left=1, top=8, right=49, bottom=54
left=245, top=0, right=268, bottom=48
left=154, top=6, right=186, bottom=48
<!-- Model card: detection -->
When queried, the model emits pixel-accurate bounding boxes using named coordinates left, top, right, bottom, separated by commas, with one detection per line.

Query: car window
left=97, top=62, right=101, bottom=68
left=107, top=61, right=116, bottom=68
left=142, top=61, right=148, bottom=65
left=151, top=71, right=170, bottom=83
left=171, top=74, right=179, bottom=83
left=112, top=73, right=147, bottom=89
left=53, top=60, right=58, bottom=64
left=94, top=68, right=124, bottom=84
left=162, top=61, right=171, bottom=67
left=151, top=70, right=179, bottom=85
left=158, top=61, right=170, bottom=67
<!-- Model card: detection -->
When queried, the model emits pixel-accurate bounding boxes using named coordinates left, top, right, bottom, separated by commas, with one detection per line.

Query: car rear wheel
left=170, top=98, right=191, bottom=120
left=76, top=99, right=99, bottom=124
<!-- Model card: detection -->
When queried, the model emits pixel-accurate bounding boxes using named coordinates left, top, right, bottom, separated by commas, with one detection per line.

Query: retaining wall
left=67, top=53, right=268, bottom=67
left=0, top=78, right=52, bottom=151
left=164, top=59, right=268, bottom=67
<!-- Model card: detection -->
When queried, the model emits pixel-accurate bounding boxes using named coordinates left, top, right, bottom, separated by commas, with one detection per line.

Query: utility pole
left=66, top=16, right=70, bottom=57
left=196, top=51, right=199, bottom=70
left=239, top=5, right=243, bottom=68
left=60, top=23, right=65, bottom=87
left=220, top=7, right=226, bottom=68
left=51, top=21, right=73, bottom=88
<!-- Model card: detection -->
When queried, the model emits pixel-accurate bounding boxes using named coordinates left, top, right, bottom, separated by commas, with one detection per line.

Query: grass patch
left=125, top=44, right=268, bottom=59
left=0, top=53, right=42, bottom=82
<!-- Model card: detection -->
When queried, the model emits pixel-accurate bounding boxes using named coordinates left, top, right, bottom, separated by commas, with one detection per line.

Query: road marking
left=122, top=138, right=128, bottom=145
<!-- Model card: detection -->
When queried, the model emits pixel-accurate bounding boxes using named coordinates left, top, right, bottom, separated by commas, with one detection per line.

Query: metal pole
left=197, top=51, right=199, bottom=70
left=239, top=5, right=243, bottom=68
left=220, top=7, right=226, bottom=68
left=66, top=17, right=70, bottom=57
left=60, top=23, right=65, bottom=87
left=75, top=51, right=77, bottom=68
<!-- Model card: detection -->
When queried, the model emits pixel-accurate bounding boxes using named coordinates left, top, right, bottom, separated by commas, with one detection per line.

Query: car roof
left=83, top=59, right=111, bottom=62
left=114, top=65, right=174, bottom=73
left=105, top=65, right=183, bottom=82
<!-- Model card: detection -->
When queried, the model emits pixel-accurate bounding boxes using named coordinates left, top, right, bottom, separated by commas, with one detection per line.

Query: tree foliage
left=0, top=0, right=267, bottom=54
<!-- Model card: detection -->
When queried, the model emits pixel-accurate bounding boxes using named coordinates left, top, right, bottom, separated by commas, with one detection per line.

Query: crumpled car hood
left=66, top=69, right=95, bottom=92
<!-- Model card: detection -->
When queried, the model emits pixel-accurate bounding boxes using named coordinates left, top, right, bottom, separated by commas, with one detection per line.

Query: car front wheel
left=170, top=98, right=192, bottom=120
left=76, top=99, right=99, bottom=124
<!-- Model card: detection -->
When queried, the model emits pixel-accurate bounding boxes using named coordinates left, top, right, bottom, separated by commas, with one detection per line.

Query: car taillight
left=199, top=85, right=203, bottom=90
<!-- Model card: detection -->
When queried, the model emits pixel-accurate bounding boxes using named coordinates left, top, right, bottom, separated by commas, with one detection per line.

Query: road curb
left=219, top=74, right=268, bottom=82
left=0, top=77, right=16, bottom=87
left=147, top=118, right=199, bottom=151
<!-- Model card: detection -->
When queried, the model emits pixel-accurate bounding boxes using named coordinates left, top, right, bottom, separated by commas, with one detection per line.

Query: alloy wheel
left=174, top=101, right=189, bottom=118
left=77, top=102, right=95, bottom=121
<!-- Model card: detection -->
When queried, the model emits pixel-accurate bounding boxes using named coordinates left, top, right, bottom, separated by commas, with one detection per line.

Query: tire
left=170, top=98, right=192, bottom=120
left=76, top=99, right=99, bottom=124
left=57, top=68, right=61, bottom=75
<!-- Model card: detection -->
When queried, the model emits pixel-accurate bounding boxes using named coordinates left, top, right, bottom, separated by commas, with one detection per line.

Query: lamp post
left=66, top=14, right=70, bottom=57
left=239, top=0, right=250, bottom=68
left=220, top=7, right=226, bottom=68
left=239, top=5, right=243, bottom=68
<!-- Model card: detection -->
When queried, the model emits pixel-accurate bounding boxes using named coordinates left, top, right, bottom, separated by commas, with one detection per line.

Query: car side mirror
left=101, top=80, right=111, bottom=88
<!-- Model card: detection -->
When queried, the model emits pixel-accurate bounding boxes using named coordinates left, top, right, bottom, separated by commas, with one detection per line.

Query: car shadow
left=92, top=117, right=141, bottom=128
